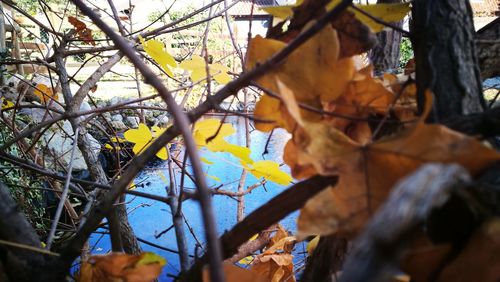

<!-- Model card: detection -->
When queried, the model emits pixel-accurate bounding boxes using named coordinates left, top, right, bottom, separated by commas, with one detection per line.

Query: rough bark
left=0, top=182, right=52, bottom=282
left=411, top=0, right=486, bottom=120
left=368, top=0, right=403, bottom=75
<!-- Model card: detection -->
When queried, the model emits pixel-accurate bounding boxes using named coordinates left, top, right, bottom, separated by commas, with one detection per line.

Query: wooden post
left=12, top=11, right=24, bottom=76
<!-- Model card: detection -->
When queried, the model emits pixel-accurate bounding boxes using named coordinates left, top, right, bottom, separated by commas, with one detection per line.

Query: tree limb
left=182, top=175, right=338, bottom=281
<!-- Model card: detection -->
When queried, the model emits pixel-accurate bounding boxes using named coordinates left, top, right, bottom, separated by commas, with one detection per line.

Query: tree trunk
left=368, top=0, right=403, bottom=75
left=54, top=51, right=141, bottom=255
left=411, top=0, right=485, bottom=120
left=0, top=182, right=56, bottom=282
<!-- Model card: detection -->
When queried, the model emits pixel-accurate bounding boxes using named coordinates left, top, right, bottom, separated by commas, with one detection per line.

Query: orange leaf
left=79, top=252, right=166, bottom=282
left=33, top=83, right=58, bottom=103
left=68, top=16, right=95, bottom=45
left=251, top=253, right=295, bottom=282
left=68, top=16, right=86, bottom=32
left=297, top=123, right=500, bottom=238
left=330, top=10, right=378, bottom=58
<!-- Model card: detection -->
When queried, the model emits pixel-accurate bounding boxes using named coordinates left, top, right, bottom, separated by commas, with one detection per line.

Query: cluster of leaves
left=264, top=0, right=410, bottom=32
left=236, top=0, right=500, bottom=279
left=68, top=16, right=96, bottom=46
left=399, top=37, right=414, bottom=70
left=139, top=36, right=231, bottom=85
left=123, top=119, right=292, bottom=185
left=206, top=225, right=296, bottom=282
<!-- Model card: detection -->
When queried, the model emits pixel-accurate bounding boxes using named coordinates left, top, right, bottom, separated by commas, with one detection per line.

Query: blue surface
left=88, top=117, right=306, bottom=280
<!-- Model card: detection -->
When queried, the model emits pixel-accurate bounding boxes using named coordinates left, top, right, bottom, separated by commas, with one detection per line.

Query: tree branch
left=182, top=175, right=338, bottom=281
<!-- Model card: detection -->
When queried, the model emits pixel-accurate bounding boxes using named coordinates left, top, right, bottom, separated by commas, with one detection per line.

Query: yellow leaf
left=327, top=1, right=410, bottom=32
left=179, top=55, right=231, bottom=84
left=261, top=0, right=304, bottom=19
left=201, top=157, right=214, bottom=165
left=124, top=123, right=167, bottom=160
left=243, top=160, right=292, bottom=186
left=136, top=252, right=166, bottom=266
left=253, top=94, right=283, bottom=132
left=238, top=255, right=255, bottom=265
left=206, top=174, right=221, bottom=182
left=1, top=97, right=14, bottom=110
left=139, top=35, right=177, bottom=77
left=110, top=137, right=126, bottom=143
left=193, top=119, right=252, bottom=163
left=193, top=119, right=235, bottom=146
left=249, top=234, right=259, bottom=241
left=353, top=3, right=411, bottom=33
left=306, top=235, right=320, bottom=256
left=104, top=144, right=116, bottom=150
left=124, top=123, right=152, bottom=154
left=211, top=62, right=232, bottom=84
left=151, top=125, right=166, bottom=138
left=207, top=141, right=252, bottom=164
left=262, top=6, right=295, bottom=19
left=128, top=181, right=136, bottom=190
left=247, top=25, right=349, bottom=131
left=33, top=83, right=58, bottom=103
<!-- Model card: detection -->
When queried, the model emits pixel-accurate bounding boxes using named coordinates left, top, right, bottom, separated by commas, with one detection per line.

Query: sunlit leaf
left=353, top=3, right=411, bottom=33
left=104, top=143, right=122, bottom=151
left=110, top=137, right=126, bottom=143
left=34, top=83, right=58, bottom=103
left=1, top=97, right=14, bottom=110
left=201, top=157, right=214, bottom=165
left=238, top=256, right=254, bottom=265
left=261, top=0, right=304, bottom=19
left=139, top=35, right=177, bottom=77
left=306, top=235, right=320, bottom=256
left=128, top=180, right=136, bottom=190
left=193, top=119, right=252, bottom=163
left=327, top=1, right=410, bottom=32
left=206, top=174, right=221, bottom=182
left=124, top=123, right=167, bottom=160
left=247, top=25, right=350, bottom=131
left=242, top=160, right=292, bottom=186
left=179, top=55, right=231, bottom=84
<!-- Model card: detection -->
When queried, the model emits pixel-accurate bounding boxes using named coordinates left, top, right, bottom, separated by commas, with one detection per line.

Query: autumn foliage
left=1, top=0, right=497, bottom=281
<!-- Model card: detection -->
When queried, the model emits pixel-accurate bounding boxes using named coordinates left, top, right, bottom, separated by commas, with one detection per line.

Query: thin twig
left=0, top=239, right=60, bottom=257
left=46, top=128, right=79, bottom=249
